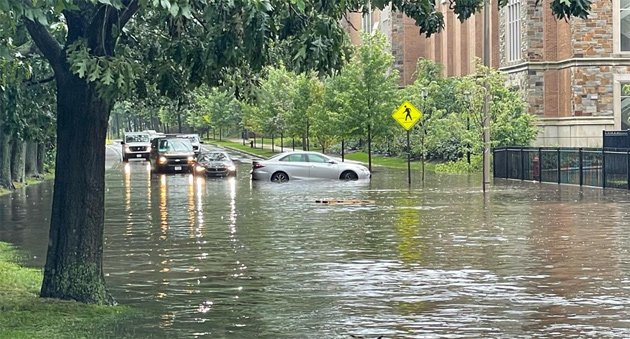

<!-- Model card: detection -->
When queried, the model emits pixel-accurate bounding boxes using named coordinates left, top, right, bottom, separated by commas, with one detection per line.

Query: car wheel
left=340, top=170, right=358, bottom=181
left=270, top=171, right=289, bottom=183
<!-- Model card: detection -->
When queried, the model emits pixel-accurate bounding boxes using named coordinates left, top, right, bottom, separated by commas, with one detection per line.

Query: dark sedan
left=195, top=151, right=236, bottom=177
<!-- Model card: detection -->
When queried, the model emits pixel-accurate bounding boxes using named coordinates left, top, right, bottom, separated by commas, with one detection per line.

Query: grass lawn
left=206, top=139, right=278, bottom=158
left=343, top=152, right=436, bottom=171
left=0, top=242, right=141, bottom=338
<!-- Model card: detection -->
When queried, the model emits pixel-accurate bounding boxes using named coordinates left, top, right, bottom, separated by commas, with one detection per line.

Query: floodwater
left=3, top=155, right=630, bottom=338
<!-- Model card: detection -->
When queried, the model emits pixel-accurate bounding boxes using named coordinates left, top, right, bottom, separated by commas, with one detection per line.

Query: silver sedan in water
left=251, top=151, right=371, bottom=182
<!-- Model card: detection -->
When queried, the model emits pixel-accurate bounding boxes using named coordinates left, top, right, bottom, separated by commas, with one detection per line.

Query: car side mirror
left=328, top=160, right=337, bottom=164
left=120, top=141, right=124, bottom=145
left=200, top=140, right=204, bottom=144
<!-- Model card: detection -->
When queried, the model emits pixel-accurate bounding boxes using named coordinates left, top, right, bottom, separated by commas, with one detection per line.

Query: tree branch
left=119, top=0, right=140, bottom=28
left=343, top=13, right=359, bottom=32
left=25, top=75, right=55, bottom=87
left=24, top=19, right=64, bottom=72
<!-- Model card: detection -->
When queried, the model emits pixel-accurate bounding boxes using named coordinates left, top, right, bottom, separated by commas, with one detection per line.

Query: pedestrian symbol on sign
left=404, top=106, right=412, bottom=121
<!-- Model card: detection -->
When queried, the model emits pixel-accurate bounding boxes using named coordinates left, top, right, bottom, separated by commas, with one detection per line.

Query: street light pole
left=482, top=0, right=491, bottom=192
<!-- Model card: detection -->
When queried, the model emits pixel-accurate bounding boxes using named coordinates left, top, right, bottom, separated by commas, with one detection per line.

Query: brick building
left=345, top=1, right=630, bottom=147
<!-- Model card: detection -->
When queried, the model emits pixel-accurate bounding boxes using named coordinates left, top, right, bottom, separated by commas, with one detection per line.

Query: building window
left=506, top=0, right=521, bottom=62
left=621, top=0, right=630, bottom=51
left=362, top=11, right=372, bottom=34
left=622, top=84, right=630, bottom=130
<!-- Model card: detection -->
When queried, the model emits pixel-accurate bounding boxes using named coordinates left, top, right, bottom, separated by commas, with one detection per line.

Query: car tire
left=270, top=171, right=289, bottom=183
left=340, top=170, right=358, bottom=181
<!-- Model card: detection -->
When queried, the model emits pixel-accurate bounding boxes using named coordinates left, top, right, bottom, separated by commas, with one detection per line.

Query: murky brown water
left=3, top=157, right=630, bottom=338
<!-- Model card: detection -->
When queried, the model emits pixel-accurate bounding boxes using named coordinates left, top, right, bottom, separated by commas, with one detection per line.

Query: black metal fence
left=493, top=147, right=630, bottom=189
left=603, top=130, right=630, bottom=149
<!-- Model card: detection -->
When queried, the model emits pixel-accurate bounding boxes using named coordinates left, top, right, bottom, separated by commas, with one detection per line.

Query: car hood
left=162, top=151, right=194, bottom=156
left=200, top=160, right=232, bottom=167
left=125, top=142, right=150, bottom=147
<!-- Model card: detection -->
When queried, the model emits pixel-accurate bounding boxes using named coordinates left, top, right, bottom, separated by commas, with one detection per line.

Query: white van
left=121, top=131, right=151, bottom=161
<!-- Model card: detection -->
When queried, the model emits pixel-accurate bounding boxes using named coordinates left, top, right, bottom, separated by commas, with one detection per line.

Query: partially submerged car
left=121, top=131, right=151, bottom=161
left=251, top=151, right=371, bottom=182
left=149, top=137, right=196, bottom=173
left=195, top=151, right=236, bottom=177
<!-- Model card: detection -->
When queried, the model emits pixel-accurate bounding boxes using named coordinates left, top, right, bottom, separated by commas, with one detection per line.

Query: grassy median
left=0, top=242, right=140, bottom=338
left=208, top=138, right=436, bottom=170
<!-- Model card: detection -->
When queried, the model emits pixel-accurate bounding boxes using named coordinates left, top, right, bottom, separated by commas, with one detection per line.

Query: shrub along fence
left=493, top=147, right=630, bottom=189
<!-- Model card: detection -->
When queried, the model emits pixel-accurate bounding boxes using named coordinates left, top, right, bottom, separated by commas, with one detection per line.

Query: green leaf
left=169, top=2, right=179, bottom=16
left=180, top=4, right=192, bottom=18
left=102, top=67, right=114, bottom=85
left=75, top=61, right=87, bottom=78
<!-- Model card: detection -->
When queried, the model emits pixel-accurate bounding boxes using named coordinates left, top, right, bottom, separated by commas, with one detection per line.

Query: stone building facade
left=345, top=1, right=630, bottom=147
left=499, top=0, right=630, bottom=147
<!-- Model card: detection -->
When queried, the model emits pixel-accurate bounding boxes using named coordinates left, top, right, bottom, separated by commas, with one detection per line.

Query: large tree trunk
left=0, top=128, right=14, bottom=189
left=39, top=67, right=113, bottom=305
left=36, top=142, right=46, bottom=175
left=11, top=138, right=26, bottom=183
left=25, top=142, right=39, bottom=178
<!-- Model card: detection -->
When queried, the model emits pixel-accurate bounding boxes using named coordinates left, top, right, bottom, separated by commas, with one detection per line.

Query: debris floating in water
left=315, top=199, right=375, bottom=205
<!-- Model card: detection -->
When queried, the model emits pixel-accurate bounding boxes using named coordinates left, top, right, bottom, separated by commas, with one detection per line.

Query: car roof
left=274, top=151, right=328, bottom=156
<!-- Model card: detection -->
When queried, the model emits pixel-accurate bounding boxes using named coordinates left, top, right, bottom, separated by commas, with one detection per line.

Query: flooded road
left=3, top=155, right=630, bottom=338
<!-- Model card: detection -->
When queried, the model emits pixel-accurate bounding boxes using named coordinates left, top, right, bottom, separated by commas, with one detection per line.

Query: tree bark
left=11, top=138, right=26, bottom=183
left=39, top=66, right=114, bottom=305
left=25, top=142, right=39, bottom=177
left=0, top=128, right=14, bottom=190
left=37, top=143, right=46, bottom=175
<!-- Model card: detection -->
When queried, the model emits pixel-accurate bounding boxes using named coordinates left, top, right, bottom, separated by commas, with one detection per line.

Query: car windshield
left=203, top=153, right=228, bottom=161
left=125, top=134, right=149, bottom=143
left=158, top=139, right=192, bottom=152
left=185, top=136, right=199, bottom=143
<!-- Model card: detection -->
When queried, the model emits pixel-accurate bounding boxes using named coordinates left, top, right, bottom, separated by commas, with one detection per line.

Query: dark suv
left=149, top=137, right=196, bottom=173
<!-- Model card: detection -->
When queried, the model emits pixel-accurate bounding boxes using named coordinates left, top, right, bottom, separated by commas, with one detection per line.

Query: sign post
left=391, top=101, right=422, bottom=185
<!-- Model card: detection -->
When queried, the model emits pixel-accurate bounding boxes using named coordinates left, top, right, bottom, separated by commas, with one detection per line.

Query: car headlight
left=158, top=156, right=167, bottom=164
left=187, top=156, right=194, bottom=162
left=227, top=164, right=236, bottom=171
left=124, top=145, right=130, bottom=153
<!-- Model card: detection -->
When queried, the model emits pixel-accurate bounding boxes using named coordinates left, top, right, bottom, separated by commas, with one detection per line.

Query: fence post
left=602, top=147, right=606, bottom=188
left=493, top=148, right=500, bottom=178
left=520, top=147, right=525, bottom=180
left=538, top=147, right=543, bottom=183
left=506, top=148, right=510, bottom=179
left=578, top=147, right=584, bottom=186
left=557, top=147, right=561, bottom=184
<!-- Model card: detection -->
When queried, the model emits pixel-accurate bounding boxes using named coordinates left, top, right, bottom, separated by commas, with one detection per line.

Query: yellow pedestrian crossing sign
left=392, top=101, right=422, bottom=130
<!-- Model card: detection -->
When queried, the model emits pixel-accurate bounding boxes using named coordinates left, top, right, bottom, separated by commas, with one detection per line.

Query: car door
left=306, top=153, right=339, bottom=179
left=277, top=153, right=310, bottom=179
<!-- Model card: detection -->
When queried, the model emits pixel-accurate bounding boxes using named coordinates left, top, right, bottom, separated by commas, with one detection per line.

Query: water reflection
left=5, top=166, right=630, bottom=337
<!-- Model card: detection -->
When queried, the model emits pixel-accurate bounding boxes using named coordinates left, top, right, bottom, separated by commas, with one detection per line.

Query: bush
left=435, top=154, right=483, bottom=174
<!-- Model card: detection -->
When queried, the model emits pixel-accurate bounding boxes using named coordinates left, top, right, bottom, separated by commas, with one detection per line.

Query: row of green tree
left=0, top=37, right=56, bottom=189
left=141, top=32, right=537, bottom=170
